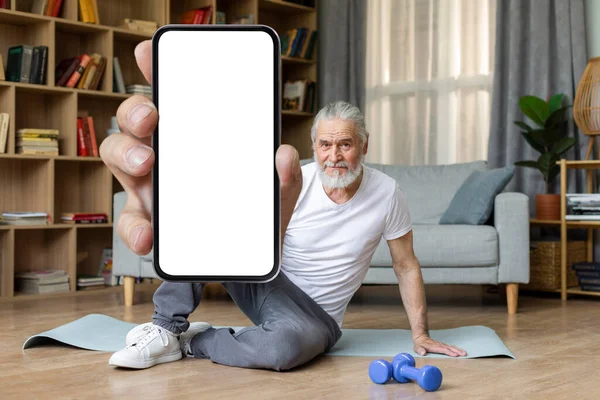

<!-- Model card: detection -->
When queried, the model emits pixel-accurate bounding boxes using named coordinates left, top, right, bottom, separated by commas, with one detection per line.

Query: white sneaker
left=180, top=322, right=213, bottom=357
left=109, top=324, right=182, bottom=369
left=125, top=322, right=154, bottom=347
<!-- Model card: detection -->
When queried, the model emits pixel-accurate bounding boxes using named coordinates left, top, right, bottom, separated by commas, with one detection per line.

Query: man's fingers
left=135, top=40, right=152, bottom=83
left=276, top=144, right=301, bottom=185
left=448, top=345, right=467, bottom=356
left=117, top=202, right=153, bottom=255
left=116, top=94, right=157, bottom=143
left=99, top=132, right=154, bottom=190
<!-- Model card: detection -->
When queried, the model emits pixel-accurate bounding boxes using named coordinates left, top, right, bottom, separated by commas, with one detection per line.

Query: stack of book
left=180, top=6, right=213, bottom=24
left=60, top=212, right=107, bottom=224
left=280, top=28, right=317, bottom=60
left=16, top=128, right=59, bottom=155
left=1, top=212, right=49, bottom=225
left=77, top=0, right=100, bottom=24
left=77, top=275, right=105, bottom=290
left=566, top=194, right=600, bottom=220
left=5, top=45, right=49, bottom=85
left=283, top=79, right=317, bottom=113
left=55, top=53, right=106, bottom=90
left=126, top=84, right=151, bottom=99
left=118, top=18, right=158, bottom=35
left=30, top=0, right=64, bottom=16
left=572, top=262, right=600, bottom=291
left=76, top=111, right=98, bottom=156
left=15, top=269, right=69, bottom=294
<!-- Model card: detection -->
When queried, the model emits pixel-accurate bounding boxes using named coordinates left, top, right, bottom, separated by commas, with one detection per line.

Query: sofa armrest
left=494, top=192, right=530, bottom=283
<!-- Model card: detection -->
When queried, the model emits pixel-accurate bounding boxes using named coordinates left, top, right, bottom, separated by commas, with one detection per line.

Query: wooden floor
left=1, top=283, right=599, bottom=400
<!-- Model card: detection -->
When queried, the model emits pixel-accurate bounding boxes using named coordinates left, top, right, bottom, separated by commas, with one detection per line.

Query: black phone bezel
left=151, top=24, right=281, bottom=283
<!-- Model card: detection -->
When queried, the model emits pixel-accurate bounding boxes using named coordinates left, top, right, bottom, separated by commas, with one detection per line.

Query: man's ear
left=363, top=135, right=369, bottom=155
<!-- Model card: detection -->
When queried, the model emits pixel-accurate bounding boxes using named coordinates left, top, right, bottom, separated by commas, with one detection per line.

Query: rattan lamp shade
left=574, top=57, right=600, bottom=159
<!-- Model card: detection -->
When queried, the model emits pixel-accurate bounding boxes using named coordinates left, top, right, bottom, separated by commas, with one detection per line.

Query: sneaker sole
left=109, top=350, right=183, bottom=369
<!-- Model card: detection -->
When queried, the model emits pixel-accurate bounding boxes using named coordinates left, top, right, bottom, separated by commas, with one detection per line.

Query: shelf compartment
left=0, top=157, right=52, bottom=217
left=77, top=93, right=123, bottom=153
left=13, top=227, right=75, bottom=293
left=97, top=0, right=167, bottom=27
left=54, top=159, right=112, bottom=222
left=0, top=229, right=14, bottom=297
left=76, top=225, right=112, bottom=279
left=0, top=15, right=53, bottom=85
left=113, top=36, right=151, bottom=90
left=55, top=21, right=112, bottom=92
left=15, top=87, right=76, bottom=156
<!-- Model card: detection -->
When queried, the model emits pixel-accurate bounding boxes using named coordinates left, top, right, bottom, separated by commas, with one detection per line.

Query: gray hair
left=310, top=101, right=369, bottom=145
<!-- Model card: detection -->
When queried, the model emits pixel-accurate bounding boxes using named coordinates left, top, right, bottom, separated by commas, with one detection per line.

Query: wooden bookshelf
left=0, top=0, right=318, bottom=298
left=557, top=159, right=600, bottom=300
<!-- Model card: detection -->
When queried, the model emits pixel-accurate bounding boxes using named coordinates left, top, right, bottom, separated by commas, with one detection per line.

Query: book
left=0, top=113, right=9, bottom=153
left=5, top=45, right=24, bottom=82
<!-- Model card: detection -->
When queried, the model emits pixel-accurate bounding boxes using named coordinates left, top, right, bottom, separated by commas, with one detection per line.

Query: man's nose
left=328, top=145, right=341, bottom=161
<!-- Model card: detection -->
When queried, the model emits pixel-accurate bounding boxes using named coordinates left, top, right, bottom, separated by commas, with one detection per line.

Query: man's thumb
left=415, top=347, right=426, bottom=356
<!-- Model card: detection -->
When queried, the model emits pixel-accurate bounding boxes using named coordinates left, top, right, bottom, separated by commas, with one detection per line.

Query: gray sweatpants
left=151, top=271, right=342, bottom=371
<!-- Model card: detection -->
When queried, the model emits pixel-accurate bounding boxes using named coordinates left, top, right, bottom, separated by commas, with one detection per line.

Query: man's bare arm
left=388, top=231, right=429, bottom=339
left=388, top=231, right=467, bottom=357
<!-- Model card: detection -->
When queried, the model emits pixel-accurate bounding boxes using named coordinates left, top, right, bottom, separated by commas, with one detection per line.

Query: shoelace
left=131, top=326, right=169, bottom=350
left=130, top=324, right=152, bottom=344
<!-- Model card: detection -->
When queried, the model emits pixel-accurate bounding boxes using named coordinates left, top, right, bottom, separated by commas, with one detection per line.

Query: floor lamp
left=574, top=57, right=600, bottom=160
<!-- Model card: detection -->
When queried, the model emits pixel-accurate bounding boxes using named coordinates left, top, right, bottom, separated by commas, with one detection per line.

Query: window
left=365, top=0, right=496, bottom=165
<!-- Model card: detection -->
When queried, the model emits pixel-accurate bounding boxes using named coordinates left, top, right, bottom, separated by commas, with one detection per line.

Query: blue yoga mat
left=22, top=314, right=515, bottom=359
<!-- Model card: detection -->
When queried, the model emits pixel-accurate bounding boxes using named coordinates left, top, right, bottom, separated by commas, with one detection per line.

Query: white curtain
left=365, top=0, right=496, bottom=165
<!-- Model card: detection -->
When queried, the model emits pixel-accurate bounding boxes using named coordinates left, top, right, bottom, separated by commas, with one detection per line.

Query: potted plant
left=514, top=93, right=576, bottom=220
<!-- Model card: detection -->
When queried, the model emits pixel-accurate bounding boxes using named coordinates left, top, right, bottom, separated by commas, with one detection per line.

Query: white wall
left=586, top=0, right=600, bottom=57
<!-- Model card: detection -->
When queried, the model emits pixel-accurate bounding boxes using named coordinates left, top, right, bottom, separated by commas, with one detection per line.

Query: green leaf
left=529, top=129, right=551, bottom=147
left=521, top=132, right=546, bottom=153
left=545, top=105, right=571, bottom=129
left=514, top=121, right=534, bottom=132
left=552, top=137, right=576, bottom=155
left=514, top=160, right=540, bottom=169
left=519, top=96, right=550, bottom=127
left=537, top=152, right=559, bottom=176
left=548, top=94, right=564, bottom=114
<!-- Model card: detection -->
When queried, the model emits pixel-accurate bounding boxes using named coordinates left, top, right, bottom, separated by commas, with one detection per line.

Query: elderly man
left=102, top=40, right=467, bottom=371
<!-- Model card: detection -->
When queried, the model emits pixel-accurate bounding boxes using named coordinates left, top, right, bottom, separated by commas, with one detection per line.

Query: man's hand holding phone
left=99, top=40, right=156, bottom=256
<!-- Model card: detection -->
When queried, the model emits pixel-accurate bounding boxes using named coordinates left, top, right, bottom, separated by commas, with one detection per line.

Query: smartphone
left=151, top=25, right=280, bottom=282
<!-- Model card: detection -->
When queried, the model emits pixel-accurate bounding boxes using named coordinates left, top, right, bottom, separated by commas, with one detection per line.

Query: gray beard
left=314, top=152, right=364, bottom=189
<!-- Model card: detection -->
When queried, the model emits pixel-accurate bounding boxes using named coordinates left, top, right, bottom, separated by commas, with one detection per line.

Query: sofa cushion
left=365, top=161, right=488, bottom=224
left=370, top=224, right=498, bottom=267
left=439, top=166, right=515, bottom=225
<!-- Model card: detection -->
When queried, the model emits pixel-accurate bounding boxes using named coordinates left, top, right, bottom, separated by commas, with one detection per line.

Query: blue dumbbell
left=368, top=359, right=393, bottom=384
left=392, top=353, right=443, bottom=392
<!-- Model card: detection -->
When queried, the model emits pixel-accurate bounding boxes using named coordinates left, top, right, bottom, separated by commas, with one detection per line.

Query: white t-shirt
left=281, top=162, right=412, bottom=326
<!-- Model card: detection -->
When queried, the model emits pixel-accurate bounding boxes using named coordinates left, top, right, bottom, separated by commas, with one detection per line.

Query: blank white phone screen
left=156, top=29, right=276, bottom=279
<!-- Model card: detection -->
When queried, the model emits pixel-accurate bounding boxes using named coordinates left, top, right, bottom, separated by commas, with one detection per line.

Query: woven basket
left=524, top=240, right=587, bottom=290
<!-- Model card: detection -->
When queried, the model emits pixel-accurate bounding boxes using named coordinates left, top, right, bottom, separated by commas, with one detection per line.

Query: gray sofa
left=112, top=160, right=529, bottom=313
